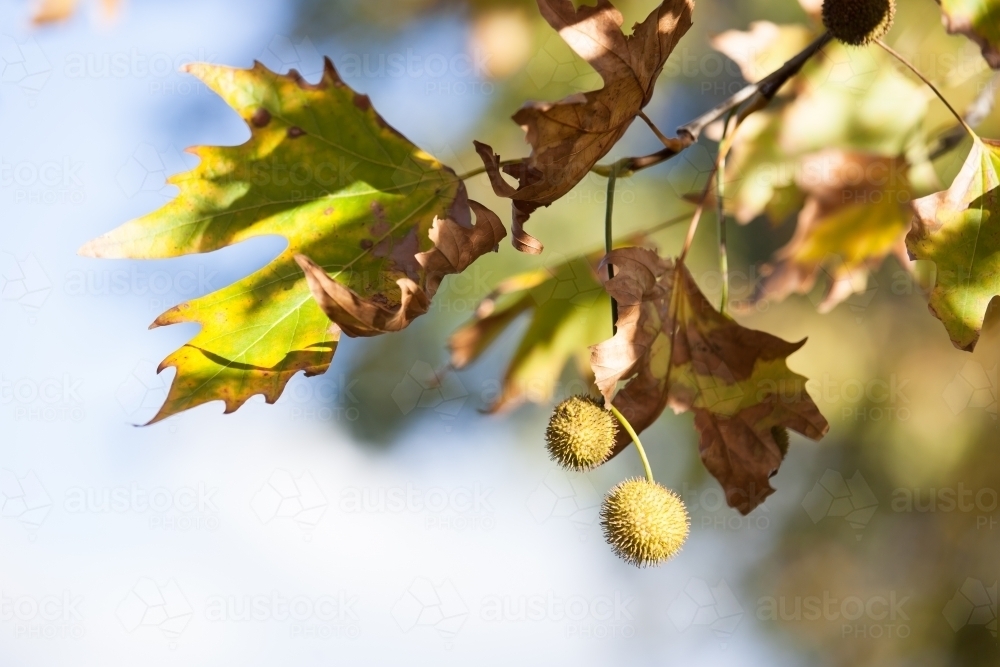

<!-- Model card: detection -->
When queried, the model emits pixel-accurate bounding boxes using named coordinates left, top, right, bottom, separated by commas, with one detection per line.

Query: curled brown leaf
left=475, top=0, right=695, bottom=253
left=296, top=200, right=507, bottom=337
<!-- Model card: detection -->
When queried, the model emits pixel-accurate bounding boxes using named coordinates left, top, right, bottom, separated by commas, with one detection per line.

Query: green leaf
left=907, top=138, right=1000, bottom=351
left=938, top=0, right=1000, bottom=68
left=80, top=59, right=502, bottom=422
left=449, top=254, right=610, bottom=412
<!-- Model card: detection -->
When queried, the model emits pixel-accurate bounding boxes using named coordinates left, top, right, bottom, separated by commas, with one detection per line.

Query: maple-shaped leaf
left=80, top=58, right=504, bottom=423
left=475, top=0, right=694, bottom=254
left=449, top=254, right=609, bottom=411
left=756, top=151, right=914, bottom=312
left=590, top=248, right=828, bottom=514
left=937, top=0, right=1000, bottom=68
left=906, top=138, right=1000, bottom=351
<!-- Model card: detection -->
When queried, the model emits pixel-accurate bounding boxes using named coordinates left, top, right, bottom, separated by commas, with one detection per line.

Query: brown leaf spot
left=360, top=239, right=373, bottom=250
left=353, top=94, right=372, bottom=111
left=324, top=207, right=334, bottom=216
left=250, top=108, right=271, bottom=127
left=287, top=126, right=306, bottom=139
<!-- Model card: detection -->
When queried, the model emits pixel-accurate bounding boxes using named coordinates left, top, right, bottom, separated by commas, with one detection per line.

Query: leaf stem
left=456, top=159, right=522, bottom=181
left=929, top=71, right=1000, bottom=160
left=605, top=161, right=622, bottom=334
left=716, top=110, right=736, bottom=315
left=638, top=110, right=676, bottom=150
left=876, top=40, right=977, bottom=140
left=608, top=404, right=654, bottom=484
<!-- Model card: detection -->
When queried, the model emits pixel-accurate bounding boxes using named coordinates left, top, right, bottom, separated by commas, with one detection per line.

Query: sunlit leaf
left=475, top=0, right=694, bottom=253
left=81, top=59, right=503, bottom=422
left=591, top=248, right=828, bottom=514
left=450, top=254, right=609, bottom=411
left=906, top=137, right=1000, bottom=351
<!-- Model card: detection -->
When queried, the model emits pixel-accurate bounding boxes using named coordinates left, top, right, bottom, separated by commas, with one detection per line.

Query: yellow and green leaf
left=449, top=254, right=609, bottom=412
left=81, top=59, right=499, bottom=422
left=907, top=138, right=1000, bottom=351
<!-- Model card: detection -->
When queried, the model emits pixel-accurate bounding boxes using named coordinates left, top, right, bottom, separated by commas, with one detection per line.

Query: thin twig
left=929, top=71, right=1000, bottom=160
left=716, top=109, right=737, bottom=316
left=536, top=32, right=832, bottom=181
left=678, top=32, right=833, bottom=142
left=876, top=40, right=977, bottom=140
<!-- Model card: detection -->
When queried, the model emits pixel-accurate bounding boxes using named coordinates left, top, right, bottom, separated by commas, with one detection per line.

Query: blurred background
left=0, top=0, right=997, bottom=664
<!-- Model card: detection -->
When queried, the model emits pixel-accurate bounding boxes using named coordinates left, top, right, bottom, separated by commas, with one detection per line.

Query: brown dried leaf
left=296, top=201, right=506, bottom=337
left=591, top=247, right=828, bottom=513
left=475, top=0, right=694, bottom=253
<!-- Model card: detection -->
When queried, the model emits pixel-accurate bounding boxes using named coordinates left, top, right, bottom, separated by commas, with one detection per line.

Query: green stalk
left=608, top=404, right=654, bottom=484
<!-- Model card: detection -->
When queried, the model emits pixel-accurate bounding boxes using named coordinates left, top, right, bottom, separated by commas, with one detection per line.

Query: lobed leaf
left=475, top=0, right=694, bottom=254
left=81, top=58, right=502, bottom=422
left=590, top=248, right=828, bottom=514
left=907, top=138, right=1000, bottom=351
left=450, top=254, right=609, bottom=411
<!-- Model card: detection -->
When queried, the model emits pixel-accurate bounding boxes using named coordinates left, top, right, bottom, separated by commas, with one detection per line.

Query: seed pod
left=545, top=395, right=618, bottom=471
left=600, top=478, right=690, bottom=567
left=822, top=0, right=896, bottom=46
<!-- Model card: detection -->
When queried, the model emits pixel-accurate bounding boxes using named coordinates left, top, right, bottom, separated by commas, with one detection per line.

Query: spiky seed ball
left=545, top=395, right=618, bottom=471
left=822, top=0, right=896, bottom=46
left=600, top=478, right=690, bottom=567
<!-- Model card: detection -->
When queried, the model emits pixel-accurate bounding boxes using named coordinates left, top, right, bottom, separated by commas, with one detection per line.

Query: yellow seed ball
left=600, top=478, right=690, bottom=567
left=822, top=0, right=896, bottom=46
left=545, top=395, right=618, bottom=471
